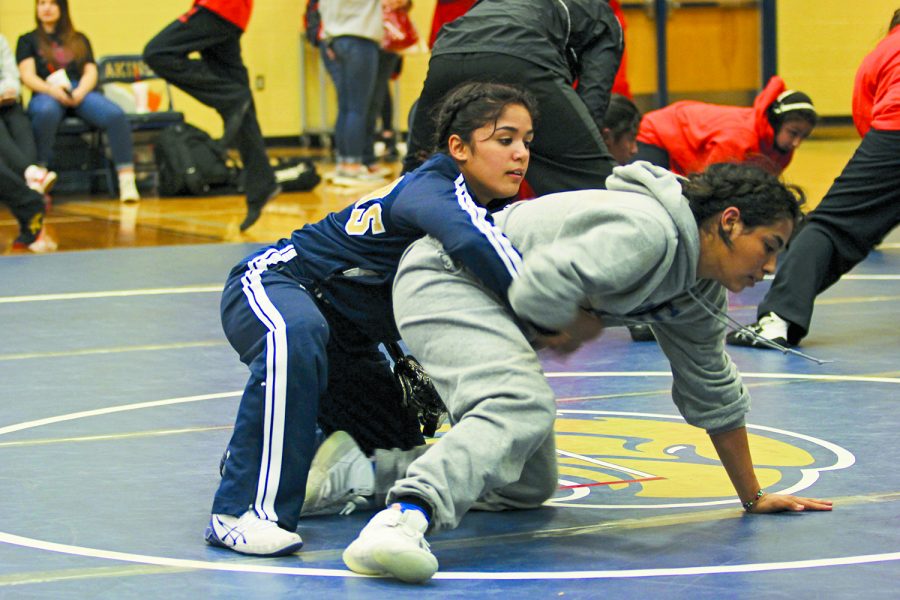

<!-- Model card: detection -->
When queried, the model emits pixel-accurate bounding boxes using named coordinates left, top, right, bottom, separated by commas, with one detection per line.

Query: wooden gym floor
left=0, top=129, right=859, bottom=255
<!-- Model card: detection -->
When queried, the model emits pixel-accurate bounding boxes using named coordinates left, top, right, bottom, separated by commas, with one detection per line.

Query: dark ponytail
left=602, top=93, right=641, bottom=142
left=429, top=81, right=538, bottom=156
left=682, top=163, right=805, bottom=237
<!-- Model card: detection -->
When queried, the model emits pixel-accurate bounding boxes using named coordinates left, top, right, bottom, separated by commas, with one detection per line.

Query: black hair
left=890, top=8, right=900, bottom=30
left=766, top=89, right=817, bottom=132
left=602, top=93, right=641, bottom=142
left=429, top=81, right=539, bottom=156
left=682, top=162, right=806, bottom=245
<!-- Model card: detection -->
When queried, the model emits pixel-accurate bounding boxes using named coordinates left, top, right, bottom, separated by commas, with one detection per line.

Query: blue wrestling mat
left=0, top=237, right=898, bottom=598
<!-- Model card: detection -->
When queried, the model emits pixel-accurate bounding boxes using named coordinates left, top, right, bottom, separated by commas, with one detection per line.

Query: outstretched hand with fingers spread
left=748, top=493, right=833, bottom=513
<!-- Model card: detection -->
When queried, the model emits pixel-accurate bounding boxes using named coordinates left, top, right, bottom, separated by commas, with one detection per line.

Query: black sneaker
left=383, top=147, right=400, bottom=161
left=240, top=184, right=281, bottom=232
left=725, top=312, right=792, bottom=348
left=628, top=324, right=656, bottom=342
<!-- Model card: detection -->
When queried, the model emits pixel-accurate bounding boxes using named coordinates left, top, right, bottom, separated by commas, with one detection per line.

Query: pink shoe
left=25, top=165, right=58, bottom=195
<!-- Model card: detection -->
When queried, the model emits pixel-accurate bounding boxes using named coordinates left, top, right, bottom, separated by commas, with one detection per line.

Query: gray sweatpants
left=374, top=237, right=559, bottom=532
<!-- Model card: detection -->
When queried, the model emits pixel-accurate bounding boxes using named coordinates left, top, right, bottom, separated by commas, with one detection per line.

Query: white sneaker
left=118, top=171, right=140, bottom=202
left=205, top=510, right=303, bottom=556
left=343, top=505, right=438, bottom=583
left=28, top=231, right=58, bottom=253
left=13, top=230, right=58, bottom=253
left=726, top=312, right=792, bottom=348
left=24, top=165, right=57, bottom=195
left=302, top=431, right=374, bottom=517
left=330, top=174, right=389, bottom=187
left=325, top=165, right=391, bottom=187
left=364, top=164, right=392, bottom=178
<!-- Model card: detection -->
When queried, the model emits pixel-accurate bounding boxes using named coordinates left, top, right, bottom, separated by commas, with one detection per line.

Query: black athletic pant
left=144, top=7, right=275, bottom=203
left=0, top=161, right=44, bottom=244
left=758, top=128, right=900, bottom=339
left=0, top=103, right=38, bottom=175
left=402, top=53, right=616, bottom=196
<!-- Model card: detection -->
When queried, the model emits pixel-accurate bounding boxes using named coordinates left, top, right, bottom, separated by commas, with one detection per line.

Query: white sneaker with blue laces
left=205, top=510, right=303, bottom=556
left=343, top=504, right=438, bottom=583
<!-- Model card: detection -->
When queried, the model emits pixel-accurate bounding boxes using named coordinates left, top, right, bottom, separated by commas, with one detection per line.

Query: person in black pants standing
left=144, top=0, right=279, bottom=231
left=402, top=0, right=622, bottom=196
left=727, top=10, right=900, bottom=349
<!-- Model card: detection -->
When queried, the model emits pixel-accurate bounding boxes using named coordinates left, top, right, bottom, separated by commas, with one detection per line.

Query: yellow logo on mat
left=549, top=412, right=850, bottom=508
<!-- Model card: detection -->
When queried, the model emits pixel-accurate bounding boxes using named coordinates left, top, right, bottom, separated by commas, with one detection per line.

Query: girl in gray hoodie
left=328, top=162, right=834, bottom=583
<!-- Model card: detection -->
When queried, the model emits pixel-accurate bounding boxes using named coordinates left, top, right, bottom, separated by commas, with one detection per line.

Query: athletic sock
left=393, top=496, right=432, bottom=522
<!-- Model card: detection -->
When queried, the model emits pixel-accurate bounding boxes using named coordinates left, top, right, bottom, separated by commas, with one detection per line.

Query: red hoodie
left=428, top=0, right=476, bottom=48
left=852, top=24, right=900, bottom=137
left=186, top=0, right=253, bottom=31
left=608, top=0, right=631, bottom=98
left=637, top=76, right=790, bottom=176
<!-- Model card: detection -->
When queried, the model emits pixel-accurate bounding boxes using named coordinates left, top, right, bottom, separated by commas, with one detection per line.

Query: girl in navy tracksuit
left=205, top=81, right=537, bottom=556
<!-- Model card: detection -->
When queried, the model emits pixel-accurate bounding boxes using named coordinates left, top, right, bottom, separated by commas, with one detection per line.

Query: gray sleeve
left=651, top=282, right=749, bottom=434
left=508, top=209, right=669, bottom=331
left=0, top=35, right=20, bottom=96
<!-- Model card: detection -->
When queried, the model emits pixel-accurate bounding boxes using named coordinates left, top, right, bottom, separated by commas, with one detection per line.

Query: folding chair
left=96, top=54, right=185, bottom=194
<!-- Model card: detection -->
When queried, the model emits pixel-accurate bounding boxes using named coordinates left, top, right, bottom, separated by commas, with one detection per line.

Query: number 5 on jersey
left=345, top=200, right=386, bottom=236
left=344, top=179, right=401, bottom=236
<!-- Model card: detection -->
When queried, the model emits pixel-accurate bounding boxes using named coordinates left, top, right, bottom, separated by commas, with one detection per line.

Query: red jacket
left=428, top=0, right=476, bottom=48
left=608, top=0, right=631, bottom=98
left=192, top=0, right=253, bottom=31
left=852, top=24, right=900, bottom=136
left=637, top=76, right=790, bottom=176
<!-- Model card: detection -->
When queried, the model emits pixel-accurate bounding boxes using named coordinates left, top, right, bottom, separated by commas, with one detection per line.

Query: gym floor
left=0, top=134, right=898, bottom=598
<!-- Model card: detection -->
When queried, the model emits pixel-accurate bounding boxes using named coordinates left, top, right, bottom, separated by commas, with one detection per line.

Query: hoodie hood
left=752, top=75, right=785, bottom=149
left=605, top=161, right=701, bottom=298
left=636, top=75, right=793, bottom=176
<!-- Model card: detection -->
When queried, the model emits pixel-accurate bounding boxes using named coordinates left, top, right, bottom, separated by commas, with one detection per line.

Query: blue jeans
left=27, top=86, right=134, bottom=168
left=321, top=36, right=379, bottom=164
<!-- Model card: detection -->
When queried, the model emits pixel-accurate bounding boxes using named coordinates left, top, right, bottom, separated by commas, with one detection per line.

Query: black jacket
left=432, top=0, right=623, bottom=128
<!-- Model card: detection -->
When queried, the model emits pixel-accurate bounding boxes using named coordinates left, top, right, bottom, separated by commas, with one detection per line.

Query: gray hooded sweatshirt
left=497, top=162, right=749, bottom=434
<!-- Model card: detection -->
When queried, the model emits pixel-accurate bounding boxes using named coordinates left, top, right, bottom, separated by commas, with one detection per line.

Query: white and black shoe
left=726, top=312, right=795, bottom=348
left=627, top=324, right=655, bottom=342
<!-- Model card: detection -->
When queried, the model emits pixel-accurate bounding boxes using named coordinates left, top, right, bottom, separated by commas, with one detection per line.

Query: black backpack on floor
left=273, top=157, right=322, bottom=192
left=155, top=123, right=239, bottom=196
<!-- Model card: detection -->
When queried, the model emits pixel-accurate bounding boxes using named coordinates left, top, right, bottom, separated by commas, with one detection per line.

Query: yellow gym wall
left=2, top=0, right=895, bottom=139
left=1, top=0, right=307, bottom=137
left=0, top=0, right=435, bottom=140
left=777, top=0, right=895, bottom=117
